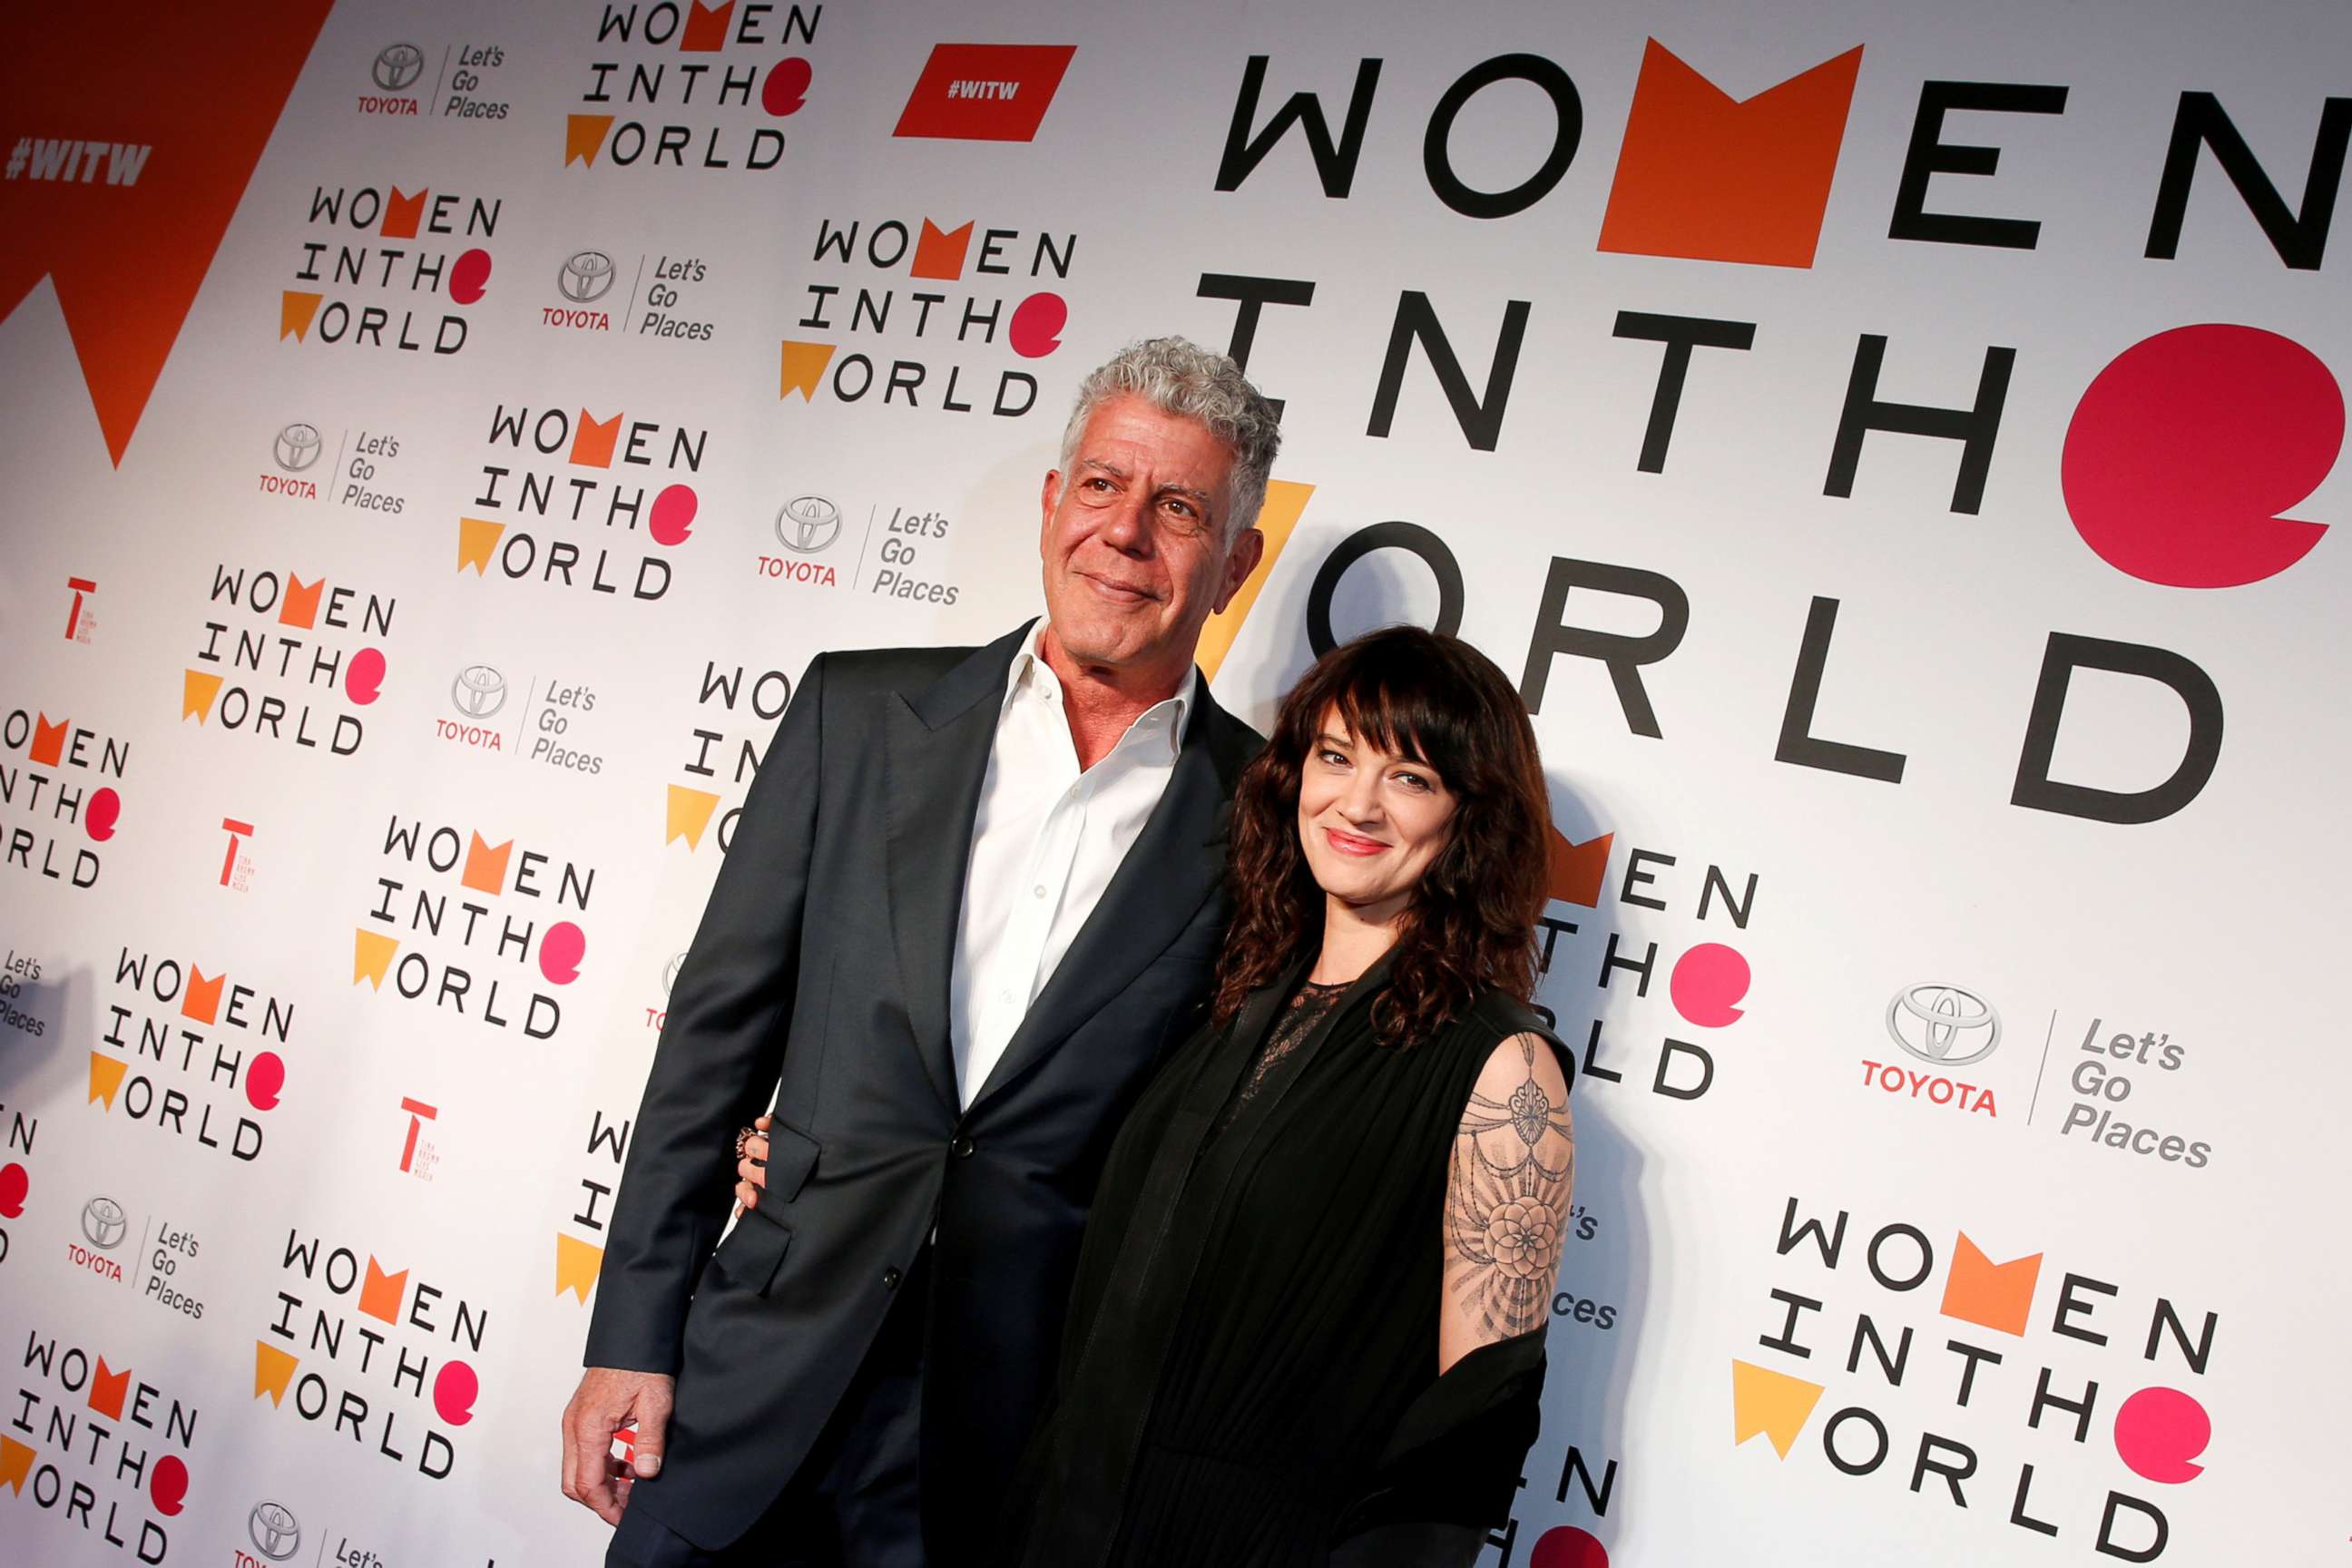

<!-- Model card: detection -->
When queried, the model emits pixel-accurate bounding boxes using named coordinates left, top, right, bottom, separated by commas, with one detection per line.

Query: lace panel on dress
left=1208, top=979, right=1350, bottom=1142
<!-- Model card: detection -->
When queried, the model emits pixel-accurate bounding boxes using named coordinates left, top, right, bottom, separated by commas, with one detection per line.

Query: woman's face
left=1296, top=707, right=1458, bottom=926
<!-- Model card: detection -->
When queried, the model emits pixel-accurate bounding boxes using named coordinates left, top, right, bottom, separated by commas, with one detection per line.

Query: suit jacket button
left=883, top=1266, right=903, bottom=1290
left=950, top=1135, right=975, bottom=1159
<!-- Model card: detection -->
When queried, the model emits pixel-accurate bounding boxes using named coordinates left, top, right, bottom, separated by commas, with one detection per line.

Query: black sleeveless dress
left=1001, top=953, right=1573, bottom=1566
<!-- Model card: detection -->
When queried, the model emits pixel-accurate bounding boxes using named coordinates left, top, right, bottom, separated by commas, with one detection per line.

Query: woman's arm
left=1441, top=1031, right=1574, bottom=1373
left=1328, top=1033, right=1574, bottom=1563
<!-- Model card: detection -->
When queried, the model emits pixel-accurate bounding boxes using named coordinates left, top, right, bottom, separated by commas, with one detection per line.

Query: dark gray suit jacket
left=586, top=624, right=1261, bottom=1553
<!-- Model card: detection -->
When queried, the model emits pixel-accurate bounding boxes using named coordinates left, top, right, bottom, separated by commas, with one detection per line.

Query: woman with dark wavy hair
left=740, top=625, right=1572, bottom=1564
left=1005, top=623, right=1573, bottom=1566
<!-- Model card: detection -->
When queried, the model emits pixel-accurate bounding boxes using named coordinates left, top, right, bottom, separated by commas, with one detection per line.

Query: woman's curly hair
left=1212, top=625, right=1552, bottom=1045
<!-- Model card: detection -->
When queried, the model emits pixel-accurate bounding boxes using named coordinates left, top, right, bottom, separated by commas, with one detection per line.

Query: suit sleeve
left=583, top=652, right=829, bottom=1374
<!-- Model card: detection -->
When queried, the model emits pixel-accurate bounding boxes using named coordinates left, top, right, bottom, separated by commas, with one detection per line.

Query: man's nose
left=1096, top=491, right=1152, bottom=553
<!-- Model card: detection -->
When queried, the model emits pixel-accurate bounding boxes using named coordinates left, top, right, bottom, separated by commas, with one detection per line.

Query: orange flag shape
left=1197, top=479, right=1313, bottom=681
left=89, top=1357, right=131, bottom=1419
left=0, top=4, right=338, bottom=462
left=1599, top=40, right=1864, bottom=269
left=566, top=115, right=616, bottom=167
left=457, top=517, right=506, bottom=574
left=666, top=785, right=722, bottom=849
left=780, top=340, right=837, bottom=400
left=911, top=220, right=975, bottom=281
left=88, top=1053, right=128, bottom=1108
left=1940, top=1233, right=2043, bottom=1337
left=253, top=1342, right=299, bottom=1406
left=279, top=573, right=325, bottom=628
left=1732, top=1359, right=1825, bottom=1458
left=182, top=670, right=224, bottom=721
left=0, top=1436, right=34, bottom=1494
left=557, top=1233, right=605, bottom=1302
left=1546, top=827, right=1612, bottom=908
left=358, top=1256, right=407, bottom=1324
left=181, top=965, right=225, bottom=1024
left=353, top=929, right=399, bottom=988
left=30, top=713, right=68, bottom=766
left=279, top=290, right=324, bottom=341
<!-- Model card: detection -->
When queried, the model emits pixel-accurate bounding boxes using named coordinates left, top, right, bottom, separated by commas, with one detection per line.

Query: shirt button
left=1033, top=885, right=1047, bottom=898
left=883, top=1266, right=903, bottom=1291
left=951, top=1135, right=975, bottom=1159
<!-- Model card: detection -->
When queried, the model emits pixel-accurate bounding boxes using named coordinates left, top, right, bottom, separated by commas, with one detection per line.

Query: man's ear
left=1040, top=468, right=1062, bottom=538
left=1213, top=527, right=1267, bottom=614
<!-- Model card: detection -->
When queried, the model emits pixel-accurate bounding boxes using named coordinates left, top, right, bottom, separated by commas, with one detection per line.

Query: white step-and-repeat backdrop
left=2, top=1, right=2345, bottom=1563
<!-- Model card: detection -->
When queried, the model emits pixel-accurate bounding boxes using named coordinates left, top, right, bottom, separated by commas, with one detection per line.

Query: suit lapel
left=886, top=625, right=1031, bottom=1117
left=968, top=686, right=1250, bottom=1114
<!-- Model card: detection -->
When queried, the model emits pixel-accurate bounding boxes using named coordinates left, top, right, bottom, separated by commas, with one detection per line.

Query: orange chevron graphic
left=565, top=114, right=616, bottom=167
left=358, top=1256, right=407, bottom=1324
left=279, top=289, right=323, bottom=341
left=380, top=186, right=426, bottom=240
left=353, top=928, right=399, bottom=988
left=780, top=340, right=836, bottom=400
left=89, top=1053, right=127, bottom=1108
left=1546, top=827, right=1612, bottom=907
left=182, top=670, right=224, bottom=721
left=181, top=965, right=225, bottom=1024
left=1732, top=1359, right=1824, bottom=1458
left=1599, top=40, right=1864, bottom=269
left=457, top=516, right=506, bottom=573
left=462, top=831, right=513, bottom=895
left=666, top=785, right=722, bottom=849
left=1197, top=479, right=1313, bottom=681
left=681, top=0, right=733, bottom=51
left=89, top=1357, right=130, bottom=1419
left=30, top=713, right=67, bottom=767
left=279, top=573, right=325, bottom=629
left=0, top=5, right=338, bottom=462
left=571, top=408, right=622, bottom=468
left=0, top=1435, right=34, bottom=1494
left=1940, top=1233, right=2043, bottom=1337
left=556, top=1233, right=604, bottom=1302
left=911, top=219, right=975, bottom=281
left=253, top=1341, right=298, bottom=1405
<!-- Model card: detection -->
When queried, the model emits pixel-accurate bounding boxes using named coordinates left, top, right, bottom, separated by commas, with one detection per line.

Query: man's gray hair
left=1058, top=337, right=1282, bottom=544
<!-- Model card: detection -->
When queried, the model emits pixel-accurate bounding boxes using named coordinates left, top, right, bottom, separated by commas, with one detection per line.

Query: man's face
left=1038, top=394, right=1263, bottom=678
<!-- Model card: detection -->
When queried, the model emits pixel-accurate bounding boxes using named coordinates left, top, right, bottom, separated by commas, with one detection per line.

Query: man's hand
left=562, top=1367, right=676, bottom=1525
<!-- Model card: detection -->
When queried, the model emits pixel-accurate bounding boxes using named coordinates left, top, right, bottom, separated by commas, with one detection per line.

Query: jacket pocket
left=711, top=1123, right=818, bottom=1298
left=760, top=1118, right=821, bottom=1203
left=717, top=1207, right=795, bottom=1298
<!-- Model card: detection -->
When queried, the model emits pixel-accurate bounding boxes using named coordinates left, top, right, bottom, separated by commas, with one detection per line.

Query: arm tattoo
left=1445, top=1036, right=1573, bottom=1342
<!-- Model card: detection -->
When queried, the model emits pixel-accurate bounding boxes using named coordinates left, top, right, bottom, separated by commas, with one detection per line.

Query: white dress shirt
left=948, top=624, right=1196, bottom=1107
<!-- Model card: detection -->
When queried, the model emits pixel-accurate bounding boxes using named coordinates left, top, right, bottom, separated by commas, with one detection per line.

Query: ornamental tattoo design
left=1446, top=1035, right=1574, bottom=1340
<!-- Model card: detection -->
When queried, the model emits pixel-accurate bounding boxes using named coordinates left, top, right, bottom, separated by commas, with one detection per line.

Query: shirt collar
left=1008, top=620, right=1194, bottom=760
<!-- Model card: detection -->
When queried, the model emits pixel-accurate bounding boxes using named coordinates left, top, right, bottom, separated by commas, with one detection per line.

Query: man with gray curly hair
left=1059, top=335, right=1283, bottom=546
left=570, top=337, right=1280, bottom=1567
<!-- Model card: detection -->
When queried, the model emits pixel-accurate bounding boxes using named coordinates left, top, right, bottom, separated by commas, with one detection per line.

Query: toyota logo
left=274, top=423, right=323, bottom=473
left=559, top=250, right=617, bottom=303
left=662, top=952, right=687, bottom=995
left=775, top=495, right=843, bottom=554
left=451, top=665, right=508, bottom=720
left=372, top=44, right=425, bottom=93
left=1885, top=984, right=2001, bottom=1067
left=81, top=1196, right=128, bottom=1250
left=249, top=1501, right=302, bottom=1561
